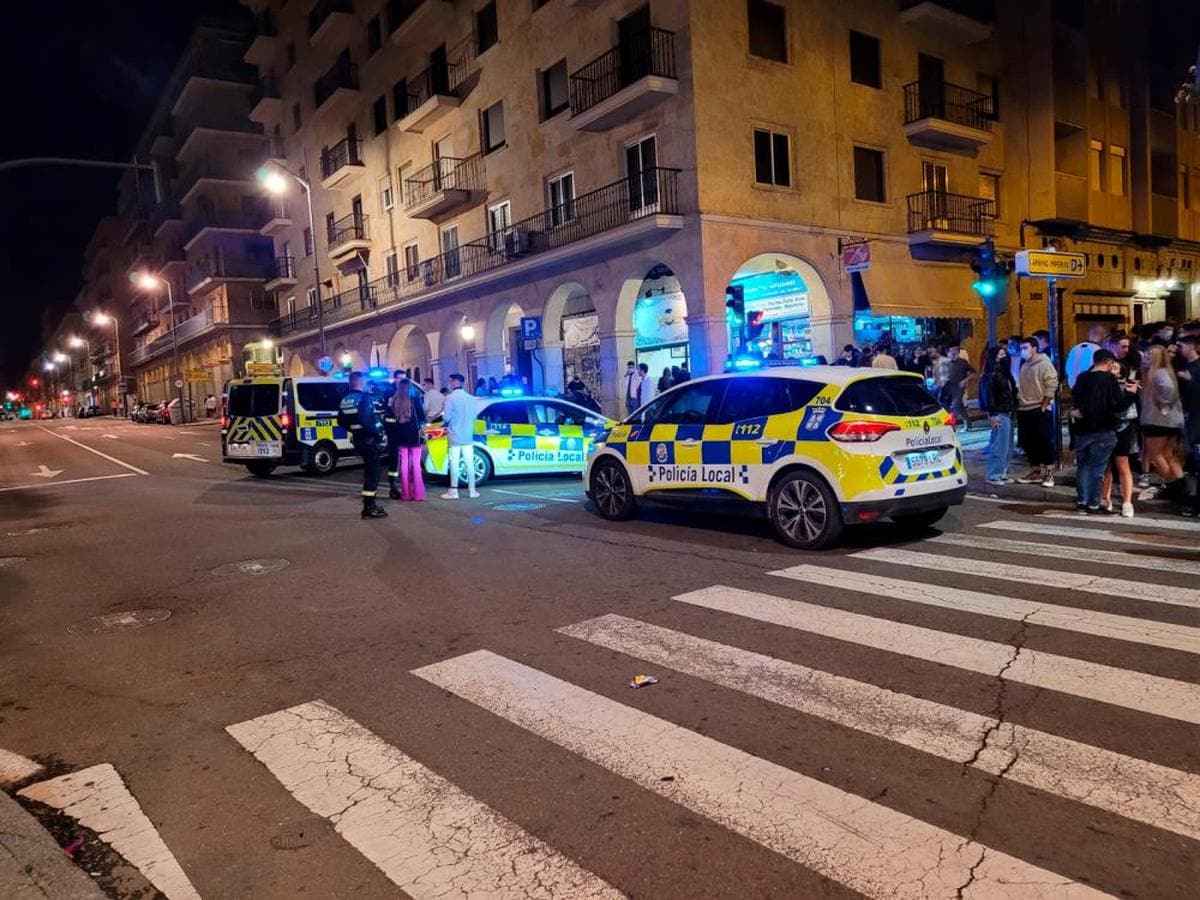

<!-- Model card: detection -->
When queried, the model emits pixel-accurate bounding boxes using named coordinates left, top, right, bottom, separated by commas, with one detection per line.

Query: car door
left=532, top=401, right=609, bottom=472
left=478, top=400, right=534, bottom=474
left=630, top=379, right=727, bottom=494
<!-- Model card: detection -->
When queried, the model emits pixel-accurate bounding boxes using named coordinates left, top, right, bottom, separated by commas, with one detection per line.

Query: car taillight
left=827, top=420, right=901, bottom=442
left=943, top=413, right=957, bottom=427
left=423, top=426, right=447, bottom=440
left=280, top=411, right=291, bottom=430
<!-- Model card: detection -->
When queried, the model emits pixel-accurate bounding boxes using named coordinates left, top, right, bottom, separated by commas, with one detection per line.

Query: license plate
left=228, top=441, right=281, bottom=458
left=903, top=449, right=944, bottom=471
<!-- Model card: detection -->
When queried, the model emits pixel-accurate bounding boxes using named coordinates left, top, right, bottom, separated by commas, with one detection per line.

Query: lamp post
left=134, top=272, right=186, bottom=423
left=257, top=160, right=325, bottom=354
left=91, top=311, right=124, bottom=416
left=43, top=361, right=57, bottom=415
left=68, top=335, right=93, bottom=408
left=53, top=351, right=73, bottom=410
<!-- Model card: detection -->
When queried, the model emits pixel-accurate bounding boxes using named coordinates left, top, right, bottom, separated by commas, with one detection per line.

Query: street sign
left=1015, top=249, right=1086, bottom=278
left=185, top=369, right=209, bottom=382
left=174, top=379, right=184, bottom=389
left=841, top=241, right=870, bottom=273
left=519, top=316, right=542, bottom=340
left=246, top=362, right=277, bottom=376
left=317, top=355, right=334, bottom=373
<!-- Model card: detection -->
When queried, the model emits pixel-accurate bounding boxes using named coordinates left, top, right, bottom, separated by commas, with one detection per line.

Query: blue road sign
left=520, top=316, right=542, bottom=340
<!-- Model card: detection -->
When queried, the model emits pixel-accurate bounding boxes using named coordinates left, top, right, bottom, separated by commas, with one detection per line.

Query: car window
left=714, top=377, right=822, bottom=423
left=481, top=401, right=530, bottom=426
left=227, top=384, right=279, bottom=417
left=836, top=376, right=942, bottom=416
left=652, top=381, right=726, bottom=426
left=533, top=402, right=593, bottom=427
left=295, top=382, right=349, bottom=412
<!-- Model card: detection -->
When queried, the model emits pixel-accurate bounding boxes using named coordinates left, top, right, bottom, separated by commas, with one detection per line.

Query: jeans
left=447, top=443, right=476, bottom=491
left=1074, top=430, right=1117, bottom=508
left=985, top=413, right=1013, bottom=481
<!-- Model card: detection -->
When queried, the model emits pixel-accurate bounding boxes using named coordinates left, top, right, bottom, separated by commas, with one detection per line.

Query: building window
left=302, top=227, right=314, bottom=257
left=385, top=251, right=400, bottom=287
left=392, top=78, right=409, bottom=120
left=441, top=225, right=461, bottom=279
left=849, top=31, right=881, bottom=88
left=325, top=211, right=335, bottom=243
left=976, top=73, right=1000, bottom=120
left=477, top=1, right=499, bottom=55
left=747, top=0, right=786, bottom=63
left=852, top=146, right=886, bottom=202
left=306, top=287, right=318, bottom=310
left=753, top=128, right=790, bottom=187
left=1109, top=144, right=1127, bottom=196
left=286, top=41, right=296, bottom=70
left=286, top=295, right=296, bottom=319
left=367, top=15, right=382, bottom=54
left=399, top=161, right=414, bottom=207
left=1088, top=139, right=1104, bottom=191
left=292, top=102, right=302, bottom=131
left=548, top=171, right=575, bottom=226
left=380, top=174, right=394, bottom=211
left=482, top=101, right=506, bottom=154
left=373, top=96, right=388, bottom=136
left=1183, top=166, right=1191, bottom=210
left=541, top=60, right=569, bottom=120
left=403, top=241, right=420, bottom=281
left=979, top=171, right=1001, bottom=218
left=487, top=200, right=511, bottom=251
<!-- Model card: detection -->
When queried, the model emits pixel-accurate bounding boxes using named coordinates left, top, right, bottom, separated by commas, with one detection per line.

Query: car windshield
left=835, top=376, right=942, bottom=417
left=227, top=384, right=280, bottom=418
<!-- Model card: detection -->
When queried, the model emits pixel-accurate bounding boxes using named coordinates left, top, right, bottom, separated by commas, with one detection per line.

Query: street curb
left=0, top=790, right=105, bottom=899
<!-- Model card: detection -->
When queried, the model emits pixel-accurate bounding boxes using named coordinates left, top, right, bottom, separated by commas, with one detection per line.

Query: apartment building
left=73, top=216, right=136, bottom=413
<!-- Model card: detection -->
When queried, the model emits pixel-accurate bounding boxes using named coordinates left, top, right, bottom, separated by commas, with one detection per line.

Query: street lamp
left=134, top=271, right=186, bottom=423
left=257, top=160, right=325, bottom=354
left=90, top=311, right=124, bottom=416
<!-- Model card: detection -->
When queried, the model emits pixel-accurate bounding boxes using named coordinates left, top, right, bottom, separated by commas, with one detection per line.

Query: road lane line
left=19, top=763, right=199, bottom=900
left=559, top=614, right=1200, bottom=841
left=853, top=547, right=1200, bottom=610
left=769, top=565, right=1200, bottom=654
left=1041, top=510, right=1199, bottom=532
left=674, top=586, right=1200, bottom=724
left=414, top=650, right=1106, bottom=899
left=0, top=748, right=42, bottom=787
left=226, top=700, right=621, bottom=899
left=928, top=532, right=1200, bottom=577
left=980, top=519, right=1196, bottom=548
left=35, top=426, right=149, bottom=475
left=0, top=473, right=138, bottom=493
left=491, top=488, right=581, bottom=503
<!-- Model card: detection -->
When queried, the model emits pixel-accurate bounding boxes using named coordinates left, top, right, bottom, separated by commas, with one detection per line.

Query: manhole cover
left=6, top=527, right=48, bottom=537
left=211, top=558, right=290, bottom=577
left=68, top=608, right=172, bottom=635
left=492, top=502, right=546, bottom=511
left=270, top=815, right=333, bottom=850
left=0, top=557, right=27, bottom=568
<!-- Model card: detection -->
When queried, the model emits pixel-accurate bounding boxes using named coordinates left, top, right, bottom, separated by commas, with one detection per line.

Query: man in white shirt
left=440, top=374, right=479, bottom=500
left=423, top=377, right=445, bottom=419
left=621, top=361, right=640, bottom=415
left=636, top=363, right=654, bottom=407
left=1065, top=325, right=1105, bottom=390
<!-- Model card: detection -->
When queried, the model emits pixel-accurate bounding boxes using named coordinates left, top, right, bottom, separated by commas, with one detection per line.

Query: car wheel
left=457, top=450, right=493, bottom=486
left=305, top=441, right=338, bottom=476
left=590, top=458, right=637, bottom=521
left=769, top=470, right=843, bottom=550
left=246, top=461, right=276, bottom=478
left=892, top=507, right=948, bottom=530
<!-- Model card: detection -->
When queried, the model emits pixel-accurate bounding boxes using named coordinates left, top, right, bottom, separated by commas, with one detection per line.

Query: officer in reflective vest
left=338, top=371, right=387, bottom=519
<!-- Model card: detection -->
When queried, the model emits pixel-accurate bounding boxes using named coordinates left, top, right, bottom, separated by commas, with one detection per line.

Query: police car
left=222, top=376, right=358, bottom=476
left=423, top=395, right=614, bottom=485
left=585, top=367, right=966, bottom=549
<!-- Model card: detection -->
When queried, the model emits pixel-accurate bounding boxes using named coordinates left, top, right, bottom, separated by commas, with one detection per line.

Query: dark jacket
left=382, top=381, right=426, bottom=447
left=1072, top=369, right=1135, bottom=434
left=979, top=368, right=1018, bottom=415
left=338, top=389, right=383, bottom=441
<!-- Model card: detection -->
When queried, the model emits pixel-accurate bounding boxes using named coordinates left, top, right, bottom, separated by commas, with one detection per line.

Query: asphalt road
left=1, top=417, right=1197, bottom=899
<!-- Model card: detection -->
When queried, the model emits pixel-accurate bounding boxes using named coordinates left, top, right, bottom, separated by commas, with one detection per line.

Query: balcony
left=388, top=0, right=452, bottom=45
left=899, top=0, right=995, bottom=43
left=308, top=0, right=356, bottom=48
left=174, top=115, right=263, bottom=163
left=127, top=309, right=225, bottom=366
left=313, top=57, right=360, bottom=120
left=903, top=81, right=994, bottom=151
left=403, top=153, right=485, bottom=219
left=1151, top=193, right=1179, bottom=238
left=569, top=28, right=678, bottom=131
left=151, top=201, right=184, bottom=238
left=249, top=76, right=282, bottom=124
left=258, top=200, right=292, bottom=236
left=906, top=191, right=996, bottom=246
left=272, top=168, right=682, bottom=339
left=319, top=137, right=365, bottom=190
left=130, top=314, right=159, bottom=337
left=1054, top=172, right=1088, bottom=222
left=187, top=256, right=271, bottom=295
left=184, top=208, right=268, bottom=250
left=264, top=256, right=298, bottom=292
left=244, top=11, right=279, bottom=66
left=327, top=214, right=371, bottom=261
left=178, top=159, right=253, bottom=205
left=395, top=40, right=477, bottom=134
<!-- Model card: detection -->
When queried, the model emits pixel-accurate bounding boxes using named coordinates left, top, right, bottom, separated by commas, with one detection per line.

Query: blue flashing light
left=731, top=354, right=764, bottom=371
left=797, top=357, right=820, bottom=367
left=331, top=370, right=348, bottom=380
left=499, top=386, right=525, bottom=397
left=367, top=367, right=389, bottom=381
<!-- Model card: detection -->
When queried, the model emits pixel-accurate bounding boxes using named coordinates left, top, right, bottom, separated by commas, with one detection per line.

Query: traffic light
left=970, top=238, right=1008, bottom=306
left=746, top=309, right=766, bottom=342
left=725, top=284, right=745, bottom=331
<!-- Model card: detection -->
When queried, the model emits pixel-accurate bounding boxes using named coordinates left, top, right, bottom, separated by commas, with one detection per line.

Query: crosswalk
left=12, top=511, right=1200, bottom=897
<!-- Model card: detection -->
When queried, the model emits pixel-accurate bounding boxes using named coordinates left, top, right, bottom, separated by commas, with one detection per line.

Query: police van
left=586, top=367, right=966, bottom=549
left=221, top=376, right=358, bottom=477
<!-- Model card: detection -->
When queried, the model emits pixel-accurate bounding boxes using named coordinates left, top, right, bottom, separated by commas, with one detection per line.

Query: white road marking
left=770, top=565, right=1200, bottom=655
left=31, top=464, right=63, bottom=479
left=19, top=764, right=199, bottom=900
left=171, top=453, right=207, bottom=462
left=227, top=700, right=621, bottom=899
left=36, top=426, right=149, bottom=475
left=0, top=473, right=138, bottom=493
left=980, top=519, right=1196, bottom=549
left=0, top=748, right=42, bottom=787
left=1041, top=510, right=1199, bottom=532
left=965, top=493, right=1056, bottom=506
left=928, top=532, right=1200, bottom=577
left=490, top=488, right=582, bottom=503
left=15, top=440, right=32, bottom=447
left=675, top=586, right=1200, bottom=725
left=103, top=433, right=119, bottom=439
left=560, top=614, right=1200, bottom=841
left=415, top=650, right=1105, bottom=899
left=854, top=547, right=1200, bottom=610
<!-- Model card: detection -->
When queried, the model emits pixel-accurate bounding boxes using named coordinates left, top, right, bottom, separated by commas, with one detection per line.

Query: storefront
left=633, top=266, right=690, bottom=380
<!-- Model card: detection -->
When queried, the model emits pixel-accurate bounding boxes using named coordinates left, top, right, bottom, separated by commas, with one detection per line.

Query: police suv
left=585, top=366, right=966, bottom=549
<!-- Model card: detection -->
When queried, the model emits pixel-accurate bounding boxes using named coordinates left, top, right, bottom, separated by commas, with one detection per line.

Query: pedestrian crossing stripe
left=982, top=518, right=1198, bottom=549
left=928, top=531, right=1200, bottom=577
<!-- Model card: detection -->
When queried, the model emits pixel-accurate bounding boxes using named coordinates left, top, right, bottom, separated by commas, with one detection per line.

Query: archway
left=482, top=300, right=530, bottom=390
left=541, top=282, right=598, bottom=396
left=627, top=264, right=689, bottom=391
left=287, top=353, right=306, bottom=377
left=726, top=253, right=832, bottom=363
left=385, top=324, right=433, bottom=384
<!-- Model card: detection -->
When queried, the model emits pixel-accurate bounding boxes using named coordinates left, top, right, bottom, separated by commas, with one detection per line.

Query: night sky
left=0, top=0, right=244, bottom=388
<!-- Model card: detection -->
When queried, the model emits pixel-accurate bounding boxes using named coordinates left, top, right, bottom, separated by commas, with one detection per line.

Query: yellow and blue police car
left=585, top=366, right=966, bottom=549
left=221, top=376, right=359, bottom=477
left=423, top=395, right=614, bottom=484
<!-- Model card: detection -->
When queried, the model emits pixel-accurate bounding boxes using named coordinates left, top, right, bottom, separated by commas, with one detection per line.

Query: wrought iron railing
left=308, top=0, right=353, bottom=37
left=314, top=57, right=359, bottom=109
left=186, top=256, right=271, bottom=291
left=402, top=37, right=477, bottom=116
left=184, top=206, right=269, bottom=244
left=403, top=153, right=484, bottom=209
left=272, top=168, right=681, bottom=337
left=327, top=213, right=370, bottom=248
left=268, top=256, right=297, bottom=281
left=569, top=28, right=676, bottom=116
left=905, top=191, right=995, bottom=236
left=903, top=80, right=994, bottom=132
left=319, top=137, right=363, bottom=180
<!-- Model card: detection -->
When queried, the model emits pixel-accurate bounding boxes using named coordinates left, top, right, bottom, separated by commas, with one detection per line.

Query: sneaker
left=1121, top=501, right=1135, bottom=518
left=441, top=490, right=459, bottom=500
left=1017, top=470, right=1044, bottom=484
left=1137, top=473, right=1152, bottom=489
left=1098, top=501, right=1113, bottom=513
left=1086, top=505, right=1102, bottom=514
left=1075, top=502, right=1088, bottom=511
left=985, top=476, right=1009, bottom=486
left=468, top=489, right=480, bottom=499
left=361, top=505, right=388, bottom=519
left=1182, top=508, right=1197, bottom=518
left=1041, top=472, right=1056, bottom=487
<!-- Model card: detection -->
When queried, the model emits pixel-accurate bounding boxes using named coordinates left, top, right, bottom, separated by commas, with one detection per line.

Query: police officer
left=338, top=371, right=388, bottom=519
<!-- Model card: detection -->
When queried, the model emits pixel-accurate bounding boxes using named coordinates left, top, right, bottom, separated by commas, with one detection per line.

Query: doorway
left=618, top=5, right=651, bottom=87
left=626, top=134, right=658, bottom=215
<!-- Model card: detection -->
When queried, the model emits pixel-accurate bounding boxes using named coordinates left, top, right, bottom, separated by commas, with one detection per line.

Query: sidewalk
left=0, top=791, right=104, bottom=900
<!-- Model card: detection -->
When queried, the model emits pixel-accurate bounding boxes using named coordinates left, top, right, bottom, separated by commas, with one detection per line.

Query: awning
left=858, top=258, right=982, bottom=318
